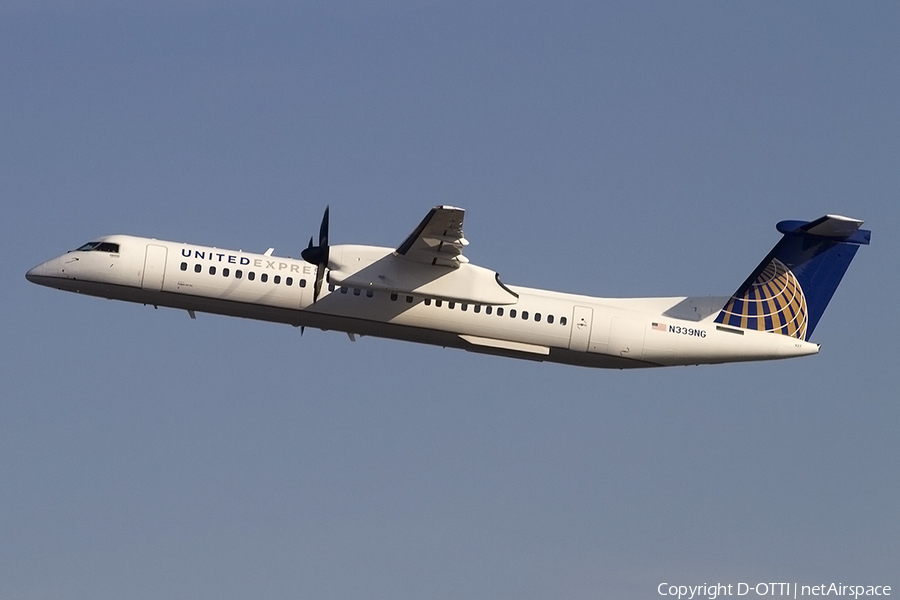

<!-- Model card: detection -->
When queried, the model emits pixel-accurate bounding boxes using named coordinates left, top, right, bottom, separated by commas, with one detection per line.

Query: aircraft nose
left=26, top=258, right=58, bottom=284
left=25, top=264, right=43, bottom=283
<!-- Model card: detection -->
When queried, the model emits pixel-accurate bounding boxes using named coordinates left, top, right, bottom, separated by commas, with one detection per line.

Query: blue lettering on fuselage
left=183, top=248, right=249, bottom=265
left=180, top=247, right=310, bottom=274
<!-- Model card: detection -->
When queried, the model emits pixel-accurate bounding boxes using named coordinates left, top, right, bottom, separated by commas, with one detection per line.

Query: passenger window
left=474, top=305, right=481, bottom=313
left=341, top=287, right=348, bottom=294
left=406, top=296, right=413, bottom=303
left=299, top=279, right=306, bottom=288
left=448, top=302, right=455, bottom=309
left=274, top=275, right=281, bottom=284
left=366, top=290, right=374, bottom=298
left=497, top=307, right=504, bottom=316
left=209, top=266, right=216, bottom=275
left=435, top=300, right=443, bottom=307
left=390, top=293, right=398, bottom=301
left=486, top=306, right=493, bottom=315
left=461, top=304, right=468, bottom=312
left=353, top=288, right=361, bottom=296
left=180, top=262, right=187, bottom=271
left=522, top=311, right=528, bottom=320
left=560, top=316, right=567, bottom=326
left=194, top=264, right=202, bottom=273
left=424, top=298, right=432, bottom=306
left=286, top=277, right=293, bottom=286
left=223, top=268, right=230, bottom=277
left=510, top=309, right=517, bottom=318
left=248, top=272, right=255, bottom=281
left=534, top=313, right=541, bottom=322
left=547, top=315, right=554, bottom=324
left=328, top=283, right=335, bottom=292
left=236, top=270, right=243, bottom=279
left=261, top=273, right=268, bottom=283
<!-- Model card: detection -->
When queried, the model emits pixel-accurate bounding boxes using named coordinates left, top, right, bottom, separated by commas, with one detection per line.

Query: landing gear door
left=142, top=244, right=167, bottom=291
left=568, top=305, right=593, bottom=352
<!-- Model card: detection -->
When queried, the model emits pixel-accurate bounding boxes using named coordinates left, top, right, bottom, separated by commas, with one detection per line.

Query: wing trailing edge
left=396, top=205, right=469, bottom=268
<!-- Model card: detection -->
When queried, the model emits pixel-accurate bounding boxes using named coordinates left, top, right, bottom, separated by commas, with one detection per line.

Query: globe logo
left=717, top=258, right=808, bottom=339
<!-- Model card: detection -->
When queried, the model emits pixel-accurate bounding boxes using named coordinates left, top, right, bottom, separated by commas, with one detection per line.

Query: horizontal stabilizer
left=776, top=214, right=871, bottom=244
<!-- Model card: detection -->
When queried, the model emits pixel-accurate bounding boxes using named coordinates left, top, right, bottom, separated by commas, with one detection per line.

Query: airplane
left=26, top=206, right=870, bottom=369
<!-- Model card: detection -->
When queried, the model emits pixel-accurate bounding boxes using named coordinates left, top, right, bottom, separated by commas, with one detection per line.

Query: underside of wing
left=395, top=205, right=469, bottom=268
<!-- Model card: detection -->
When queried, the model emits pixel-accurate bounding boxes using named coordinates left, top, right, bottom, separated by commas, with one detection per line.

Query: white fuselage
left=26, top=234, right=820, bottom=368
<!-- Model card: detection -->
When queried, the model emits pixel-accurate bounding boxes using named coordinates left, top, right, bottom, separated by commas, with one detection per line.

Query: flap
left=395, top=205, right=469, bottom=268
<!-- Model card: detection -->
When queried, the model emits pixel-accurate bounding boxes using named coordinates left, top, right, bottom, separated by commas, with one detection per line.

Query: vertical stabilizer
left=714, top=215, right=871, bottom=340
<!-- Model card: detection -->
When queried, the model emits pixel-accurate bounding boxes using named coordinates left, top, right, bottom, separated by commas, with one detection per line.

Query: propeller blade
left=319, top=206, right=329, bottom=248
left=301, top=206, right=331, bottom=304
left=313, top=265, right=325, bottom=304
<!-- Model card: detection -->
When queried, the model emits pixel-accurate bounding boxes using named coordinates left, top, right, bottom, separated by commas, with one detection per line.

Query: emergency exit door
left=568, top=306, right=593, bottom=352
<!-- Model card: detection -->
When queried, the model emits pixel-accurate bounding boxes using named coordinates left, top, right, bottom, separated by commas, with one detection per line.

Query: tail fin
left=714, top=215, right=871, bottom=341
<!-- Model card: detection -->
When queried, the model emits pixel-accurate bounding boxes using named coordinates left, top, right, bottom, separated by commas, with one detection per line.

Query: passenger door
left=141, top=244, right=167, bottom=291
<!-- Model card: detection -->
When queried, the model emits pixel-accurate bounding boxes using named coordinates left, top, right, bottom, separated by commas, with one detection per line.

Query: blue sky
left=3, top=3, right=898, bottom=599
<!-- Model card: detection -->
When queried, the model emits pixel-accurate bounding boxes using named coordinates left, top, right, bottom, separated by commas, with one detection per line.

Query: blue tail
left=714, top=215, right=871, bottom=341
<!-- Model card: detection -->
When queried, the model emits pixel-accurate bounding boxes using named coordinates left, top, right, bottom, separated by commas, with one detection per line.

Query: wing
left=328, top=205, right=518, bottom=305
left=395, top=205, right=469, bottom=268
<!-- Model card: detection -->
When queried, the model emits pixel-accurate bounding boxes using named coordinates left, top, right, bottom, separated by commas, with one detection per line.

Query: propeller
left=301, top=206, right=330, bottom=303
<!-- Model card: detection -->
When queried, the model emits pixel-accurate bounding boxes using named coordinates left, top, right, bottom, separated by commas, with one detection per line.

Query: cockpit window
left=73, top=241, right=120, bottom=253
